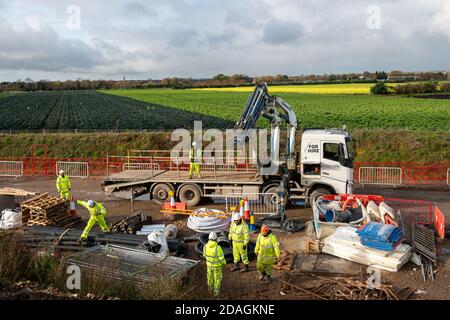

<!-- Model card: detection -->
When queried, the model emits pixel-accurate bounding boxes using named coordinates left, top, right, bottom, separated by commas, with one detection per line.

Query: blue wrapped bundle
left=356, top=222, right=405, bottom=251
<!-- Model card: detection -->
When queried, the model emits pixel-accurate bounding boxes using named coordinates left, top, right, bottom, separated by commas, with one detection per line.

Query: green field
left=102, top=89, right=450, bottom=130
left=0, top=86, right=448, bottom=130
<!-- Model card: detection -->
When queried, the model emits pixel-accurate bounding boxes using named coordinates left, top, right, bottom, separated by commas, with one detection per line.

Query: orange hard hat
left=261, top=224, right=270, bottom=234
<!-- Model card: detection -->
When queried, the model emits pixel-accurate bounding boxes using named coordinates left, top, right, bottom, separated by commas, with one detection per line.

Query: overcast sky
left=0, top=0, right=449, bottom=81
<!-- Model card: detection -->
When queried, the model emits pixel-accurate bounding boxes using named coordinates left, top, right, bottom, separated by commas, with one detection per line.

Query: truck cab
left=299, top=128, right=354, bottom=205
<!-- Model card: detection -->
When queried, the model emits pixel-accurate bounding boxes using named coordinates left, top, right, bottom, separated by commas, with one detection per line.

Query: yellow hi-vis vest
left=56, top=175, right=71, bottom=192
left=189, top=147, right=202, bottom=163
left=229, top=221, right=249, bottom=244
left=77, top=200, right=107, bottom=216
left=255, top=233, right=280, bottom=262
left=203, top=240, right=226, bottom=268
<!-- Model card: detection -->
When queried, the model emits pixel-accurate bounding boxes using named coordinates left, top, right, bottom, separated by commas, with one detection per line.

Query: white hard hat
left=232, top=212, right=241, bottom=221
left=59, top=170, right=65, bottom=175
left=87, top=200, right=95, bottom=207
left=209, top=232, right=217, bottom=241
left=192, top=141, right=197, bottom=146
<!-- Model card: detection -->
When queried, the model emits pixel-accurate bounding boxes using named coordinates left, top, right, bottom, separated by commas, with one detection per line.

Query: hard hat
left=261, top=224, right=270, bottom=234
left=232, top=212, right=241, bottom=221
left=59, top=170, right=65, bottom=175
left=87, top=200, right=95, bottom=207
left=192, top=141, right=197, bottom=146
left=209, top=232, right=217, bottom=241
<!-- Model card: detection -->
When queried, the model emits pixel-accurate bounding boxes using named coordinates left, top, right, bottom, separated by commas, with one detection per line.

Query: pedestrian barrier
left=359, top=167, right=402, bottom=186
left=123, top=162, right=160, bottom=171
left=56, top=161, right=89, bottom=178
left=447, top=168, right=450, bottom=186
left=385, top=198, right=433, bottom=226
left=226, top=193, right=279, bottom=215
left=0, top=161, right=23, bottom=177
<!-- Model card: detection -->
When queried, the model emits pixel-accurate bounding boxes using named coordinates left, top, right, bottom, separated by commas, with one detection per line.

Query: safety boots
left=230, top=262, right=240, bottom=271
left=258, top=272, right=266, bottom=281
left=239, top=264, right=249, bottom=273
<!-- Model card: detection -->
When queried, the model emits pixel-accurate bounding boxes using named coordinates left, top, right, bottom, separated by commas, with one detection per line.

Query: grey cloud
left=123, top=1, right=157, bottom=18
left=262, top=19, right=305, bottom=44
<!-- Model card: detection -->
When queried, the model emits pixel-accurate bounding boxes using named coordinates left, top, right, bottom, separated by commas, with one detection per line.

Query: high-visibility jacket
left=77, top=200, right=107, bottom=217
left=229, top=221, right=249, bottom=245
left=189, top=147, right=202, bottom=163
left=56, top=175, right=71, bottom=192
left=255, top=232, right=280, bottom=262
left=203, top=240, right=226, bottom=268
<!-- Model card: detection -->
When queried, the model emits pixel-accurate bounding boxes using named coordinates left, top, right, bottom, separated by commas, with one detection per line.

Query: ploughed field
left=0, top=87, right=449, bottom=130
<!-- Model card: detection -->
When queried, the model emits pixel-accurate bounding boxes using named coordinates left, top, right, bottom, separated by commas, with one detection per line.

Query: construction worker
left=229, top=208, right=250, bottom=272
left=203, top=232, right=226, bottom=297
left=56, top=170, right=71, bottom=200
left=254, top=224, right=280, bottom=282
left=76, top=199, right=110, bottom=244
left=189, top=141, right=202, bottom=179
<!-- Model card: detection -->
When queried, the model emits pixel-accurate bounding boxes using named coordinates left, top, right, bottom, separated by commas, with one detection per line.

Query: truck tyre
left=262, top=185, right=286, bottom=209
left=178, top=184, right=201, bottom=207
left=309, top=188, right=331, bottom=207
left=151, top=183, right=173, bottom=202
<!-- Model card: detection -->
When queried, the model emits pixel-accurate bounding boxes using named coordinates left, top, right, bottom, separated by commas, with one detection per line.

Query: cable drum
left=187, top=208, right=231, bottom=233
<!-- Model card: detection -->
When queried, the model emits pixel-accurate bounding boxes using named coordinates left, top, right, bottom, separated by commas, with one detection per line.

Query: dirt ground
left=1, top=176, right=449, bottom=300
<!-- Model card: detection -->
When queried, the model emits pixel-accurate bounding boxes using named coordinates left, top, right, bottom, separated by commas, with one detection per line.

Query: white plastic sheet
left=147, top=231, right=169, bottom=256
left=187, top=208, right=231, bottom=233
left=0, top=209, right=22, bottom=229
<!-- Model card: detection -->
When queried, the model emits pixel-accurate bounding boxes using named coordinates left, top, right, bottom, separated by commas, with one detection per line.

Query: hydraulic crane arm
left=234, top=82, right=298, bottom=166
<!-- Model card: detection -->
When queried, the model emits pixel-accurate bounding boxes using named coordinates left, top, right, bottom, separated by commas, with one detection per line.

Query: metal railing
left=225, top=193, right=279, bottom=215
left=447, top=168, right=450, bottom=186
left=122, top=162, right=160, bottom=171
left=56, top=161, right=89, bottom=178
left=0, top=161, right=23, bottom=177
left=359, top=166, right=402, bottom=187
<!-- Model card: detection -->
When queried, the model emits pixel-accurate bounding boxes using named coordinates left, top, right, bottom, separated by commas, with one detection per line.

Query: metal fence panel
left=0, top=161, right=23, bottom=177
left=447, top=168, right=450, bottom=186
left=56, top=161, right=89, bottom=178
left=226, top=193, right=279, bottom=215
left=359, top=167, right=402, bottom=186
left=123, top=162, right=160, bottom=171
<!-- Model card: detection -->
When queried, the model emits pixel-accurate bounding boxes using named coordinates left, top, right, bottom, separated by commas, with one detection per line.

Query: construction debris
left=110, top=211, right=150, bottom=234
left=274, top=251, right=297, bottom=271
left=281, top=272, right=416, bottom=300
left=20, top=193, right=78, bottom=228
left=413, top=224, right=437, bottom=282
left=66, top=244, right=198, bottom=288
left=136, top=224, right=165, bottom=235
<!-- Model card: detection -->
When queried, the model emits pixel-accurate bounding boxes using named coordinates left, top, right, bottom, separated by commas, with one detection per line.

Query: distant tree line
left=371, top=81, right=450, bottom=95
left=1, top=70, right=449, bottom=92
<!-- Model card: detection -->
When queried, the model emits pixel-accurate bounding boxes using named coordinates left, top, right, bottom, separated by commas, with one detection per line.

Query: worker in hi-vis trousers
left=76, top=199, right=110, bottom=244
left=56, top=170, right=71, bottom=200
left=189, top=141, right=202, bottom=179
left=254, top=224, right=280, bottom=282
left=229, top=209, right=250, bottom=272
left=203, top=232, right=226, bottom=297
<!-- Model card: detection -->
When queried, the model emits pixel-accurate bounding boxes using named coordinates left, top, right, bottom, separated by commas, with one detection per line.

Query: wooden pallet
left=21, top=193, right=75, bottom=228
left=274, top=251, right=297, bottom=271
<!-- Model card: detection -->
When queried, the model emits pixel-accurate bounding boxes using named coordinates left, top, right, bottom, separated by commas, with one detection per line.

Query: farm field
left=0, top=91, right=231, bottom=130
left=102, top=88, right=450, bottom=130
left=0, top=85, right=449, bottom=130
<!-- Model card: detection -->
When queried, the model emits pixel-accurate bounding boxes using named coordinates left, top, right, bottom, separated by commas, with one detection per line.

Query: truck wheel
left=178, top=184, right=201, bottom=207
left=309, top=188, right=331, bottom=207
left=262, top=185, right=285, bottom=209
left=151, top=183, right=173, bottom=202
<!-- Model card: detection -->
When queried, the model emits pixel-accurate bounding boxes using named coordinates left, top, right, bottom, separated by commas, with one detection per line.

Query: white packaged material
left=187, top=208, right=231, bottom=233
left=379, top=202, right=395, bottom=223
left=367, top=201, right=381, bottom=221
left=147, top=231, right=169, bottom=256
left=322, top=226, right=411, bottom=272
left=0, top=209, right=22, bottom=229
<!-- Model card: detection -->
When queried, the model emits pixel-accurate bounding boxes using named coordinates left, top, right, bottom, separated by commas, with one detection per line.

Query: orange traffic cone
left=244, top=197, right=250, bottom=220
left=239, top=199, right=245, bottom=219
left=169, top=191, right=176, bottom=209
left=70, top=196, right=77, bottom=217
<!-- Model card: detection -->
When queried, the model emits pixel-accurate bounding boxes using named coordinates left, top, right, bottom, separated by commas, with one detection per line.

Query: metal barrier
left=225, top=193, right=279, bottom=215
left=56, top=161, right=89, bottom=178
left=0, top=161, right=23, bottom=177
left=359, top=167, right=402, bottom=186
left=385, top=198, right=433, bottom=226
left=123, top=162, right=160, bottom=171
left=447, top=168, right=450, bottom=186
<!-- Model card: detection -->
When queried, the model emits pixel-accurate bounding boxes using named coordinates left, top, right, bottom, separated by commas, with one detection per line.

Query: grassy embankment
left=0, top=130, right=448, bottom=162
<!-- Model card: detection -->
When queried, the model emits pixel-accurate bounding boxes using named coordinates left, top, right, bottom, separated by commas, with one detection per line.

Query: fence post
left=106, top=155, right=109, bottom=178
left=213, top=157, right=217, bottom=179
left=176, top=156, right=180, bottom=179
left=151, top=156, right=153, bottom=178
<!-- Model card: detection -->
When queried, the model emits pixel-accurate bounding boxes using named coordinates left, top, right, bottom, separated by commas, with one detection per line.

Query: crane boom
left=234, top=83, right=298, bottom=171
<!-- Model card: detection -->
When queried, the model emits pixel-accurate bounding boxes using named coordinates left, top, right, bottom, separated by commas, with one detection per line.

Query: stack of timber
left=274, top=251, right=297, bottom=271
left=21, top=193, right=76, bottom=228
left=110, top=212, right=151, bottom=234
